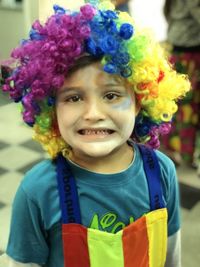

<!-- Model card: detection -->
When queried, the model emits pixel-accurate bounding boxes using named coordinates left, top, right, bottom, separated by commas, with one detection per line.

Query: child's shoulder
left=135, top=144, right=175, bottom=170
left=155, top=149, right=176, bottom=172
left=25, top=158, right=55, bottom=176
left=20, top=159, right=57, bottom=200
left=154, top=149, right=177, bottom=185
left=135, top=144, right=176, bottom=178
left=134, top=144, right=176, bottom=176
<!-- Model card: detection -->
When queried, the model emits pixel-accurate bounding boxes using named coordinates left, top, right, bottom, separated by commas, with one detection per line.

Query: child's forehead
left=64, top=62, right=126, bottom=87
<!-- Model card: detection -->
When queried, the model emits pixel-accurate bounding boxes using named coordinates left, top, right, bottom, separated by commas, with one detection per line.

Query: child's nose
left=83, top=100, right=106, bottom=121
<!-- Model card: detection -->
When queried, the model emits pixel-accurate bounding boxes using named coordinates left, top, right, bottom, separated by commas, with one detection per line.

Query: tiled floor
left=0, top=91, right=200, bottom=266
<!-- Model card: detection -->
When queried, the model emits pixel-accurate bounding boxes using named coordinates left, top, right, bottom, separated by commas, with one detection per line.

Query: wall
left=24, top=0, right=39, bottom=34
left=0, top=0, right=84, bottom=61
left=39, top=0, right=84, bottom=22
left=130, top=0, right=167, bottom=42
left=0, top=6, right=25, bottom=60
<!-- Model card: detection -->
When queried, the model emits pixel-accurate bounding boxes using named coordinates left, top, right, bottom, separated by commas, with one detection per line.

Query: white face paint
left=111, top=97, right=132, bottom=110
left=56, top=62, right=138, bottom=163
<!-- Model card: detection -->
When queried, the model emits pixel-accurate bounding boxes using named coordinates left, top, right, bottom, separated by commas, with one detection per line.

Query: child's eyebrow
left=102, top=77, right=126, bottom=87
left=103, top=83, right=123, bottom=87
left=57, top=86, right=83, bottom=95
left=101, top=83, right=127, bottom=92
left=101, top=78, right=127, bottom=88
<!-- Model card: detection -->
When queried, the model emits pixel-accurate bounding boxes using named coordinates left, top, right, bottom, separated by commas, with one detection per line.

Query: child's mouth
left=78, top=129, right=115, bottom=136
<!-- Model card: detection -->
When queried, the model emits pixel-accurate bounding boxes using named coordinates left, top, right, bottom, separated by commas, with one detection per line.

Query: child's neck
left=68, top=143, right=134, bottom=174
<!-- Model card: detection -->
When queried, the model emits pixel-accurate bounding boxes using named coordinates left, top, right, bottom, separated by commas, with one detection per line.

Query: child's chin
left=82, top=148, right=114, bottom=158
left=78, top=144, right=118, bottom=158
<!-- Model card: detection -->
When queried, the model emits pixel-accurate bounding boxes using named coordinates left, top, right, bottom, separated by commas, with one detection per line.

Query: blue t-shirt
left=6, top=144, right=180, bottom=267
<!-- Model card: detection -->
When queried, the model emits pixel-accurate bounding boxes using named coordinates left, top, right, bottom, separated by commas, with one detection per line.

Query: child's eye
left=65, top=95, right=82, bottom=102
left=104, top=93, right=120, bottom=101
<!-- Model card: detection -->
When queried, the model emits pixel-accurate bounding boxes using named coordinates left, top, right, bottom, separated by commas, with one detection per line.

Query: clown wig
left=1, top=0, right=190, bottom=158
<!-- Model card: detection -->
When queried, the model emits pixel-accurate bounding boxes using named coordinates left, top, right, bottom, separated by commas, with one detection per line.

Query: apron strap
left=56, top=154, right=82, bottom=224
left=138, top=145, right=165, bottom=210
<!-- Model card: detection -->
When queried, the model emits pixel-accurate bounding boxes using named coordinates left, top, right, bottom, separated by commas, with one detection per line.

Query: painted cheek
left=111, top=97, right=133, bottom=110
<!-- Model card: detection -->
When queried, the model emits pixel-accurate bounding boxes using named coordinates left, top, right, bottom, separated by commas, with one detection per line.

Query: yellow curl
left=33, top=124, right=68, bottom=158
left=98, top=0, right=115, bottom=10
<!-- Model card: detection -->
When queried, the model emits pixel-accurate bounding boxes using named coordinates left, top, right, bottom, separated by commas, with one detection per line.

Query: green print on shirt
left=89, top=212, right=135, bottom=233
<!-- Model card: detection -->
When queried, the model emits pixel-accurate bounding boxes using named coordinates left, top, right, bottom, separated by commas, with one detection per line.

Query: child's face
left=56, top=62, right=138, bottom=160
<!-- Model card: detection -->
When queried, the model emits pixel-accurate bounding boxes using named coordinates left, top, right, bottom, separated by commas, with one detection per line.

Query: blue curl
left=108, top=20, right=118, bottom=34
left=100, top=10, right=118, bottom=20
left=29, top=29, right=44, bottom=41
left=47, top=96, right=55, bottom=106
left=113, top=52, right=130, bottom=65
left=120, top=66, right=132, bottom=78
left=100, top=36, right=119, bottom=55
left=134, top=115, right=158, bottom=137
left=53, top=5, right=66, bottom=14
left=26, top=121, right=34, bottom=127
left=85, top=38, right=103, bottom=56
left=20, top=39, right=28, bottom=46
left=103, top=63, right=118, bottom=74
left=119, top=23, right=134, bottom=40
left=14, top=96, right=23, bottom=103
left=32, top=102, right=41, bottom=114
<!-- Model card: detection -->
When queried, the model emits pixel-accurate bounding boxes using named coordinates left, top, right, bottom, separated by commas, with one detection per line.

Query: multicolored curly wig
left=1, top=0, right=190, bottom=158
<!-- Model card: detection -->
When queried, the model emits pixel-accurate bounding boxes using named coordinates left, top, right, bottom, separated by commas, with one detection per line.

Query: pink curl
left=2, top=84, right=11, bottom=92
left=78, top=25, right=91, bottom=39
left=147, top=137, right=160, bottom=149
left=32, top=88, right=46, bottom=99
left=59, top=39, right=74, bottom=50
left=23, top=110, right=35, bottom=124
left=32, top=20, right=44, bottom=32
left=22, top=94, right=33, bottom=109
left=147, top=122, right=172, bottom=149
left=147, top=127, right=160, bottom=149
left=52, top=76, right=65, bottom=88
left=9, top=90, right=22, bottom=100
left=159, top=122, right=172, bottom=135
left=80, top=4, right=97, bottom=20
left=3, top=78, right=23, bottom=101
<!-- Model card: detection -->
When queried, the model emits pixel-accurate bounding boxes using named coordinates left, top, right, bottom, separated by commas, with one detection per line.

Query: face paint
left=111, top=97, right=132, bottom=110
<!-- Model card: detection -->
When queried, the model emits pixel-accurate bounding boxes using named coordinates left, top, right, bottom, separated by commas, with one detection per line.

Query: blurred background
left=0, top=1, right=199, bottom=266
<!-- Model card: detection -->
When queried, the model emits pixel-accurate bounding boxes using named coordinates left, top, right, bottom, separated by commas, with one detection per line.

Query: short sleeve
left=166, top=165, right=181, bottom=236
left=6, top=185, right=49, bottom=265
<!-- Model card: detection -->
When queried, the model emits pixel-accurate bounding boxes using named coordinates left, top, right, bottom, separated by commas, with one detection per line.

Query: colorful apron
left=56, top=145, right=168, bottom=267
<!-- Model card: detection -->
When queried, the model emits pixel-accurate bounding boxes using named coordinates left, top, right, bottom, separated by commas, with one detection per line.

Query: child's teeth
left=84, top=130, right=109, bottom=135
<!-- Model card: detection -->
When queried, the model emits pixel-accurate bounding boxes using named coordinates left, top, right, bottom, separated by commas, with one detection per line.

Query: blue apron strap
left=138, top=145, right=165, bottom=210
left=56, top=154, right=82, bottom=224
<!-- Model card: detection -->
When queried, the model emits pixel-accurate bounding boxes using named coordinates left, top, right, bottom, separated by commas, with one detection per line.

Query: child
left=1, top=0, right=190, bottom=266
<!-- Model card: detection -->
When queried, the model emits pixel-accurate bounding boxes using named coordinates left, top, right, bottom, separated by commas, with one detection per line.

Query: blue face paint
left=111, top=97, right=132, bottom=110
